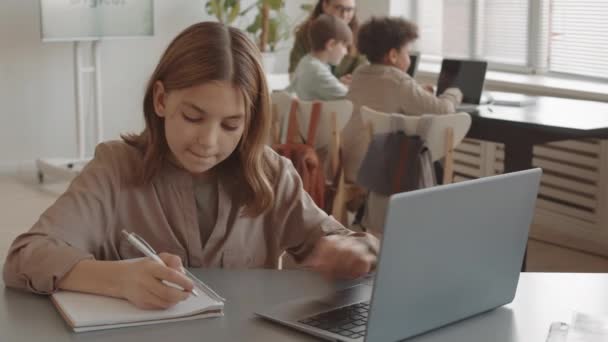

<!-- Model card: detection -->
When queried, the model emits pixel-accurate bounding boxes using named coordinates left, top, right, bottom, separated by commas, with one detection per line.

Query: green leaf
left=264, top=0, right=284, bottom=11
left=224, top=0, right=238, bottom=11
left=208, top=0, right=222, bottom=22
left=245, top=13, right=262, bottom=34
left=217, top=2, right=225, bottom=23
left=239, top=2, right=257, bottom=16
left=264, top=11, right=290, bottom=52
left=227, top=1, right=240, bottom=24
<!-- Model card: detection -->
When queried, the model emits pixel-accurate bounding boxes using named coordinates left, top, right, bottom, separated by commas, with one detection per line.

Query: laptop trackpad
left=314, top=284, right=373, bottom=307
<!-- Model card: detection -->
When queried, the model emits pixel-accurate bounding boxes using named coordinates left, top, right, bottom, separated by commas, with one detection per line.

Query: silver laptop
left=436, top=59, right=489, bottom=111
left=256, top=169, right=541, bottom=342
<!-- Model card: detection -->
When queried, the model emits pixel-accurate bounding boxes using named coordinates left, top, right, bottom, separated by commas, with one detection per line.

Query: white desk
left=1, top=270, right=607, bottom=341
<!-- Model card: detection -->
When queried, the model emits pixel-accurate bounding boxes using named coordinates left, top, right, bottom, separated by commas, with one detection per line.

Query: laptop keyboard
left=298, top=301, right=370, bottom=339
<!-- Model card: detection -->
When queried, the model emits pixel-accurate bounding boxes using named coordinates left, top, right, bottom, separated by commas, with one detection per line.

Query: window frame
left=405, top=0, right=607, bottom=82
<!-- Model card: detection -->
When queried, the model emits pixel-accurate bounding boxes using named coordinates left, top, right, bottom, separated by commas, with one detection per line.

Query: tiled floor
left=1, top=172, right=608, bottom=272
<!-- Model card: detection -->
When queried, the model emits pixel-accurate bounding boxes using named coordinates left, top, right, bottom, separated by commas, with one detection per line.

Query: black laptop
left=406, top=53, right=420, bottom=77
left=436, top=59, right=488, bottom=109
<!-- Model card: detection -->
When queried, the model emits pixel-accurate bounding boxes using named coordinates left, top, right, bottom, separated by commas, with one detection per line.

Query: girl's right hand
left=118, top=253, right=194, bottom=310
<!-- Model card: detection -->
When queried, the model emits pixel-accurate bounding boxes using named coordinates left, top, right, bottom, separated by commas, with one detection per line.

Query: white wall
left=356, top=0, right=391, bottom=21
left=1, top=0, right=78, bottom=166
left=0, top=0, right=309, bottom=168
left=357, top=0, right=414, bottom=21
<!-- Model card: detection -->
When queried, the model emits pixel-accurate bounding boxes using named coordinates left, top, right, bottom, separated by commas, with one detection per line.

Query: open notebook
left=51, top=290, right=224, bottom=332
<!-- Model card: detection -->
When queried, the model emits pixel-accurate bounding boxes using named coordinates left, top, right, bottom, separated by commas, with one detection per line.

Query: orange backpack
left=272, top=100, right=326, bottom=209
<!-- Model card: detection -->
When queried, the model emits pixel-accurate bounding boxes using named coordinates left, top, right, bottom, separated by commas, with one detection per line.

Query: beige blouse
left=194, top=176, right=218, bottom=248
left=3, top=141, right=375, bottom=294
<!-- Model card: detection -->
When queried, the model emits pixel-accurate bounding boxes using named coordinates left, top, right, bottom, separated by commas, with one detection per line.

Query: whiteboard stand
left=36, top=40, right=103, bottom=183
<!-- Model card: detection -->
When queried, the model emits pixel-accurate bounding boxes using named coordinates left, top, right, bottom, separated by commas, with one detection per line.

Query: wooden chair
left=293, top=99, right=352, bottom=152
left=357, top=106, right=471, bottom=235
left=275, top=98, right=353, bottom=269
left=269, top=90, right=294, bottom=145
left=359, top=106, right=471, bottom=184
left=292, top=99, right=353, bottom=224
left=270, top=94, right=353, bottom=224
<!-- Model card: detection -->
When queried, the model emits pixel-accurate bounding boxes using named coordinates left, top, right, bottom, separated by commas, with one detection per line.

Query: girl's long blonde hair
left=122, top=22, right=274, bottom=216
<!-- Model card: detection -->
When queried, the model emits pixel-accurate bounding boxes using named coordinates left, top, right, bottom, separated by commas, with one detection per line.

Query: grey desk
left=2, top=270, right=608, bottom=341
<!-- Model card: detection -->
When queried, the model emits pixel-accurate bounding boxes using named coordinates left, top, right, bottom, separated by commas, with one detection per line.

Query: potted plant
left=204, top=0, right=293, bottom=72
left=241, top=0, right=291, bottom=71
left=204, top=0, right=241, bottom=25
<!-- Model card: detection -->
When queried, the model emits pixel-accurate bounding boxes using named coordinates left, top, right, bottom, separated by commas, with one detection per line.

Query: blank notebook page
left=52, top=290, right=223, bottom=330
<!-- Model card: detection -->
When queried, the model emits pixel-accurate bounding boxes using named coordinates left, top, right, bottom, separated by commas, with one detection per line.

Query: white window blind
left=477, top=0, right=529, bottom=65
left=393, top=0, right=608, bottom=79
left=415, top=0, right=443, bottom=56
left=549, top=0, right=608, bottom=79
left=443, top=0, right=473, bottom=58
left=413, top=0, right=471, bottom=57
left=412, top=0, right=530, bottom=65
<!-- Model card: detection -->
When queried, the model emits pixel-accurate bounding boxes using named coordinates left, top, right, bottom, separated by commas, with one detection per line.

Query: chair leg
left=443, top=127, right=454, bottom=184
left=330, top=112, right=339, bottom=177
left=328, top=111, right=349, bottom=225
left=331, top=169, right=348, bottom=225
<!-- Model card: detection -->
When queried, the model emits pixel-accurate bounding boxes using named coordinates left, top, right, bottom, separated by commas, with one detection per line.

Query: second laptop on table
left=437, top=58, right=489, bottom=111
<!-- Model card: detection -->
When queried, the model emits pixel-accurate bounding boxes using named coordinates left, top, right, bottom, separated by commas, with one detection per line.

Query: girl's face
left=323, top=0, right=356, bottom=24
left=153, top=81, right=246, bottom=175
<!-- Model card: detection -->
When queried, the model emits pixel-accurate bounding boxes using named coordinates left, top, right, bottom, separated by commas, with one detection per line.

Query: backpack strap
left=392, top=133, right=410, bottom=194
left=306, top=102, right=322, bottom=147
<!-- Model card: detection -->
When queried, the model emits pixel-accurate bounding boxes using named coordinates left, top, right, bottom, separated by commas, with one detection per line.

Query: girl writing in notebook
left=3, top=22, right=378, bottom=310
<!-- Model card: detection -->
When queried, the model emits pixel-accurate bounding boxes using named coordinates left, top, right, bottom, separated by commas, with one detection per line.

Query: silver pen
left=181, top=267, right=226, bottom=302
left=121, top=230, right=225, bottom=302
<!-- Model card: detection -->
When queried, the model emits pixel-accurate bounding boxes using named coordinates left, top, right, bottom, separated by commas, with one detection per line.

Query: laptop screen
left=436, top=59, right=488, bottom=104
left=407, top=54, right=419, bottom=77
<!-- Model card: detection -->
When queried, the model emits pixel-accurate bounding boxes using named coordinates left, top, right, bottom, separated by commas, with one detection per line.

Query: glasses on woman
left=331, top=4, right=356, bottom=16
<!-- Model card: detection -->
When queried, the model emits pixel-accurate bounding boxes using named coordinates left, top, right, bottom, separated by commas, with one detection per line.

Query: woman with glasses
left=288, top=0, right=366, bottom=85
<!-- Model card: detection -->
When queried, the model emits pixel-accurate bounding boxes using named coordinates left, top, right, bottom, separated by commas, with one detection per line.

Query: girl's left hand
left=304, top=235, right=378, bottom=280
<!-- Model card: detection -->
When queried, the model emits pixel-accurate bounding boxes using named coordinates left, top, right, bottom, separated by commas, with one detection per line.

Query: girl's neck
left=166, top=152, right=215, bottom=180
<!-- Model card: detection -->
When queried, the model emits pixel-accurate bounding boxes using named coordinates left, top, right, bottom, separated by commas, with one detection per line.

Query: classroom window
left=411, top=0, right=528, bottom=65
left=397, top=0, right=608, bottom=80
left=477, top=0, right=529, bottom=65
left=548, top=0, right=608, bottom=79
left=442, top=0, right=474, bottom=59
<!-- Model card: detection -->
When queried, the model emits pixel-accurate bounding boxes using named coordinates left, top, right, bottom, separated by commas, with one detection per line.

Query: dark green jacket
left=288, top=26, right=367, bottom=78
